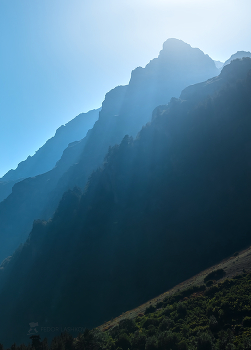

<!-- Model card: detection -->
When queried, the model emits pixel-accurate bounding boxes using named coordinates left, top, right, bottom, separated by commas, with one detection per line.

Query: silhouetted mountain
left=0, top=58, right=251, bottom=346
left=223, top=51, right=251, bottom=67
left=0, top=39, right=219, bottom=262
left=214, top=60, right=224, bottom=69
left=0, top=108, right=100, bottom=202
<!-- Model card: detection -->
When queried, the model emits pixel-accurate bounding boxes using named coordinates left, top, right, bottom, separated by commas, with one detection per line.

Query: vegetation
left=1, top=59, right=251, bottom=347
left=5, top=271, right=251, bottom=350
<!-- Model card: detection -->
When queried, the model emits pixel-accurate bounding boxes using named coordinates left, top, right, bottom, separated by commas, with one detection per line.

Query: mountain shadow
left=0, top=39, right=219, bottom=262
left=0, top=58, right=250, bottom=346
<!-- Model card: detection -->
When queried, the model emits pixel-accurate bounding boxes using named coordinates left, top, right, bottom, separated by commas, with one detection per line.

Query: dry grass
left=97, top=245, right=251, bottom=332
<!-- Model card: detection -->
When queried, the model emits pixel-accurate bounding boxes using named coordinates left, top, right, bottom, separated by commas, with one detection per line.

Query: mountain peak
left=162, top=38, right=192, bottom=51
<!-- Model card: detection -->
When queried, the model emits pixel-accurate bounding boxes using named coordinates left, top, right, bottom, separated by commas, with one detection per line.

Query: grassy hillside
left=98, top=245, right=251, bottom=332
left=6, top=246, right=251, bottom=350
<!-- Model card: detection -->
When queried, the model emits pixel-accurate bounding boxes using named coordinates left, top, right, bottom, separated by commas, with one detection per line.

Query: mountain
left=0, top=39, right=219, bottom=263
left=0, top=58, right=250, bottom=346
left=76, top=270, right=251, bottom=350
left=6, top=247, right=251, bottom=350
left=0, top=108, right=100, bottom=202
left=223, top=51, right=251, bottom=67
left=214, top=60, right=224, bottom=69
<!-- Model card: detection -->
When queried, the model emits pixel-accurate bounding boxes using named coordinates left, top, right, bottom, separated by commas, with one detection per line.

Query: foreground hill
left=99, top=245, right=251, bottom=332
left=0, top=108, right=100, bottom=202
left=0, top=39, right=219, bottom=262
left=0, top=58, right=250, bottom=346
left=6, top=247, right=251, bottom=350
left=80, top=270, right=251, bottom=350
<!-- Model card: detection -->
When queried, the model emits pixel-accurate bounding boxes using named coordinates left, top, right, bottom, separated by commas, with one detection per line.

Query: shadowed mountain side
left=0, top=58, right=251, bottom=346
left=0, top=39, right=219, bottom=262
left=180, top=57, right=251, bottom=105
left=0, top=108, right=100, bottom=202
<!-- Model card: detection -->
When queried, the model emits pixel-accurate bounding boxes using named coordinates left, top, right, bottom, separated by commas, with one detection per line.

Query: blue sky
left=0, top=0, right=251, bottom=177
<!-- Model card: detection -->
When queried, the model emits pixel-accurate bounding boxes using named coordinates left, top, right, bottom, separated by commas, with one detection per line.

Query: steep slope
left=92, top=271, right=251, bottom=350
left=0, top=108, right=100, bottom=202
left=99, top=245, right=251, bottom=332
left=6, top=249, right=251, bottom=350
left=0, top=39, right=219, bottom=262
left=0, top=58, right=250, bottom=346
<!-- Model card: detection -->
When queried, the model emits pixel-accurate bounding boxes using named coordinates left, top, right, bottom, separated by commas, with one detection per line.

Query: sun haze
left=0, top=0, right=250, bottom=176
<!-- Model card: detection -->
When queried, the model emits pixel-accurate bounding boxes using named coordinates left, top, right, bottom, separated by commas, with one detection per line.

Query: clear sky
left=0, top=0, right=251, bottom=177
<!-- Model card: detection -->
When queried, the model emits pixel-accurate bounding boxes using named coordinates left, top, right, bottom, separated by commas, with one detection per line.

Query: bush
left=159, top=318, right=174, bottom=331
left=177, top=339, right=188, bottom=350
left=209, top=315, right=218, bottom=331
left=162, top=305, right=172, bottom=316
left=131, top=331, right=146, bottom=350
left=115, top=333, right=131, bottom=350
left=145, top=336, right=158, bottom=350
left=145, top=305, right=156, bottom=314
left=243, top=316, right=251, bottom=327
left=206, top=280, right=214, bottom=287
left=147, top=325, right=156, bottom=336
left=158, top=331, right=179, bottom=350
left=197, top=332, right=214, bottom=350
left=204, top=269, right=226, bottom=283
left=205, top=285, right=219, bottom=296
left=177, top=302, right=187, bottom=316
left=118, top=318, right=136, bottom=333
left=142, top=318, right=159, bottom=329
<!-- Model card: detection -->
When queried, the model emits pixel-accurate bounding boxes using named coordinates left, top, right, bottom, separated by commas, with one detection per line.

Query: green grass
left=74, top=272, right=251, bottom=350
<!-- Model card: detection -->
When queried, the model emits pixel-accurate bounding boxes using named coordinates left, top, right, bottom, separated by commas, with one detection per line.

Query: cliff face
left=0, top=108, right=100, bottom=202
left=0, top=39, right=219, bottom=263
left=0, top=58, right=250, bottom=347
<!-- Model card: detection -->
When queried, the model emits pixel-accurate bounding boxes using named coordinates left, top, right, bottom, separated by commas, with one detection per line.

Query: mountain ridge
left=0, top=57, right=250, bottom=346
left=0, top=39, right=219, bottom=262
left=0, top=108, right=100, bottom=202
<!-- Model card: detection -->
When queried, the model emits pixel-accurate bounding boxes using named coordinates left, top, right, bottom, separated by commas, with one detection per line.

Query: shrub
left=118, top=318, right=136, bottom=333
left=115, top=333, right=131, bottom=350
left=158, top=331, right=179, bottom=350
left=209, top=315, right=218, bottom=331
left=206, top=280, right=214, bottom=287
left=177, top=302, right=187, bottom=316
left=147, top=325, right=156, bottom=336
left=197, top=332, right=214, bottom=350
left=131, top=331, right=146, bottom=350
left=243, top=316, right=251, bottom=327
left=142, top=318, right=159, bottom=329
left=177, top=339, right=189, bottom=350
left=159, top=318, right=174, bottom=331
left=204, top=269, right=226, bottom=283
left=205, top=285, right=219, bottom=296
left=145, top=336, right=158, bottom=350
left=145, top=305, right=156, bottom=314
left=162, top=305, right=172, bottom=316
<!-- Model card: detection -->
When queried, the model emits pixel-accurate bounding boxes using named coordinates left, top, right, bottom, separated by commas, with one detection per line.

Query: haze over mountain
left=0, top=109, right=100, bottom=202
left=0, top=58, right=250, bottom=346
left=223, top=51, right=251, bottom=67
left=0, top=39, right=219, bottom=263
left=2, top=0, right=250, bottom=178
left=214, top=60, right=224, bottom=69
